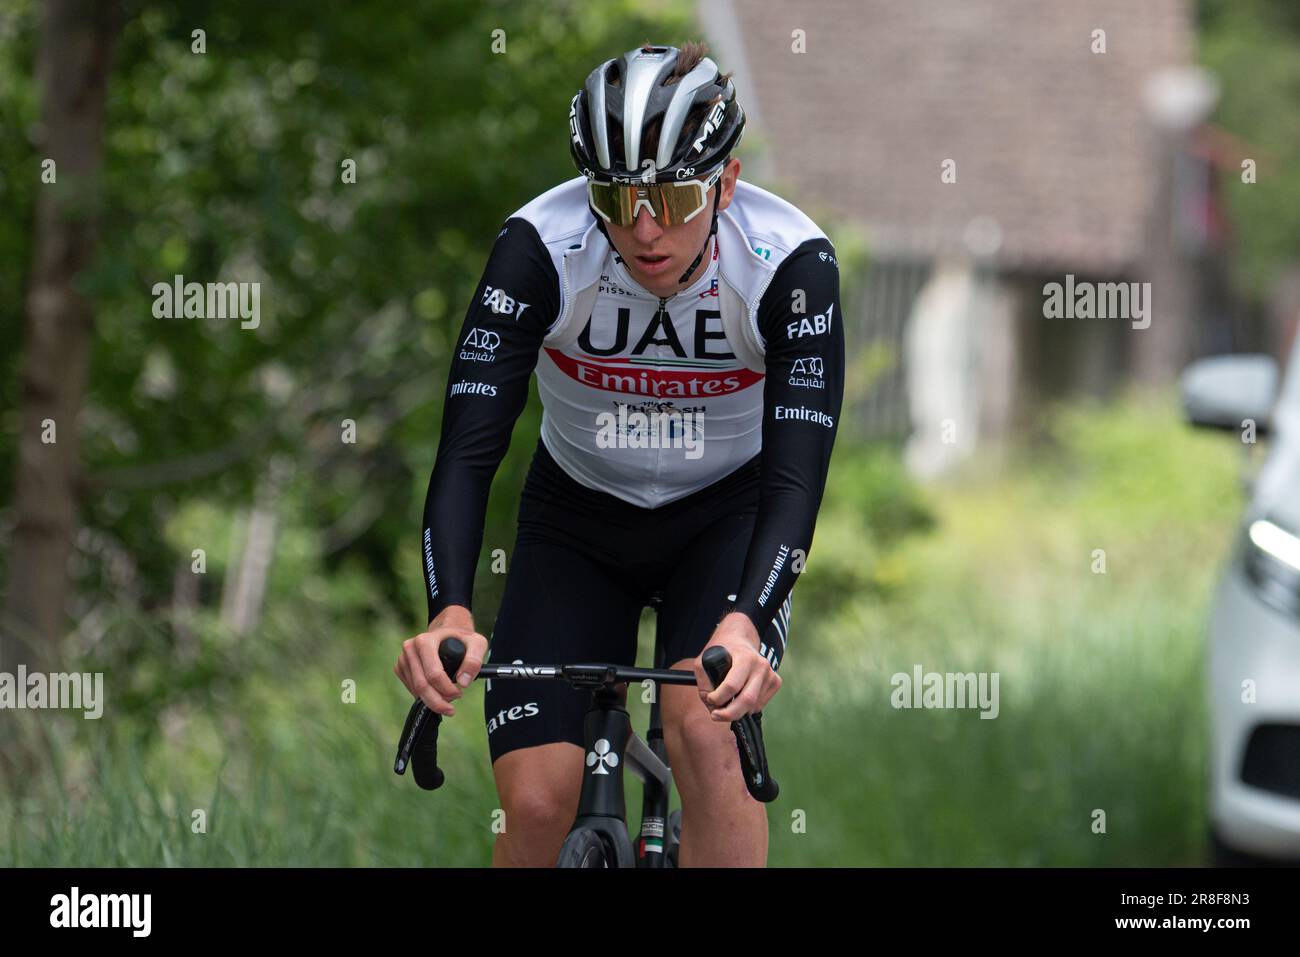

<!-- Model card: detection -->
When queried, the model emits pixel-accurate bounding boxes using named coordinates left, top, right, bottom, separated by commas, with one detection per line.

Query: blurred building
left=704, top=0, right=1252, bottom=473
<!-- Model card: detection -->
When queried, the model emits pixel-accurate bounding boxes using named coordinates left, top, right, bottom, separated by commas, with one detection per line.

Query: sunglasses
left=586, top=164, right=725, bottom=227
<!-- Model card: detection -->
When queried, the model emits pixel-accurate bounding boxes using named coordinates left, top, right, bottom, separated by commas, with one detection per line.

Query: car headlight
left=1243, top=518, right=1300, bottom=616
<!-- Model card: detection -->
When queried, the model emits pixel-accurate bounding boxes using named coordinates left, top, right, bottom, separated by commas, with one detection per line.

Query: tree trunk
left=2, top=0, right=122, bottom=670
left=220, top=460, right=290, bottom=640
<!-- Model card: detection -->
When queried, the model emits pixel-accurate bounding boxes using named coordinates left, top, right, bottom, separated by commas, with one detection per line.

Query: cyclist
left=395, top=41, right=843, bottom=867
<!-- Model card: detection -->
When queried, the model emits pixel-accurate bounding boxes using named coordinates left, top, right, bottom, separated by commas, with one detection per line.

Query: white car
left=1182, top=333, right=1300, bottom=865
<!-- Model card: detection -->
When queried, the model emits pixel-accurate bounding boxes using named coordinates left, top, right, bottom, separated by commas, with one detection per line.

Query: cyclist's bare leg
left=660, top=662, right=768, bottom=867
left=490, top=742, right=584, bottom=867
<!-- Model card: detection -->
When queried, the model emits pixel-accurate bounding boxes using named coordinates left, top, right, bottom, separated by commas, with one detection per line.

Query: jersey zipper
left=746, top=259, right=779, bottom=351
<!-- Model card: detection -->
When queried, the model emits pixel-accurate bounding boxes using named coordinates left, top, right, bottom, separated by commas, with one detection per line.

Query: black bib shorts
left=483, top=437, right=793, bottom=763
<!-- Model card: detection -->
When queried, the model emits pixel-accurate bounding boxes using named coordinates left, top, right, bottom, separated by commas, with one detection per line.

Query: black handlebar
left=394, top=637, right=778, bottom=803
left=393, top=636, right=466, bottom=791
left=700, top=646, right=780, bottom=803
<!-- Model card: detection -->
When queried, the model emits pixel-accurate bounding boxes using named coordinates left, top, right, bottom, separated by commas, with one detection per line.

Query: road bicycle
left=394, top=636, right=778, bottom=867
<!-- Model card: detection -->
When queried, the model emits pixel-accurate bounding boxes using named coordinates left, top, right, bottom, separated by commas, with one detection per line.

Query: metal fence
left=843, top=256, right=931, bottom=441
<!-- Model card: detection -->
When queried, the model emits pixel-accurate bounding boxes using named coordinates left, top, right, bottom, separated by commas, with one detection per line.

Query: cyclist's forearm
left=733, top=477, right=828, bottom=633
left=733, top=238, right=843, bottom=633
left=421, top=374, right=535, bottom=619
left=422, top=457, right=496, bottom=620
left=420, top=216, right=558, bottom=622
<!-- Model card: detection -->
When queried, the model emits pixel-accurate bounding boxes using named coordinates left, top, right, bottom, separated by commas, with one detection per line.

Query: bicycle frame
left=569, top=640, right=681, bottom=867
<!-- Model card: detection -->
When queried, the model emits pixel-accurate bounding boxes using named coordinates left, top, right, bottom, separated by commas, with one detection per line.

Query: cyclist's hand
left=394, top=604, right=488, bottom=717
left=697, top=612, right=781, bottom=722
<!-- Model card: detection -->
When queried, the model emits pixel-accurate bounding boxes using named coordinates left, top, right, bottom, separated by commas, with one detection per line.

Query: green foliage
left=0, top=0, right=37, bottom=493
left=791, top=444, right=935, bottom=618
left=1198, top=0, right=1300, bottom=296
left=2, top=0, right=694, bottom=658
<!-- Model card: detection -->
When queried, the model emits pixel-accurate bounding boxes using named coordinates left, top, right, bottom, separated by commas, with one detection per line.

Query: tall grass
left=0, top=394, right=1245, bottom=865
left=761, top=394, right=1243, bottom=865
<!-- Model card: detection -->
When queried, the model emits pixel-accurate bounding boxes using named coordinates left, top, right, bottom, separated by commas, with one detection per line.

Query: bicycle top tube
left=477, top=662, right=697, bottom=690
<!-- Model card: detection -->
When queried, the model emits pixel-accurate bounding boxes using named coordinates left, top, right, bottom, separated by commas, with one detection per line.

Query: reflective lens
left=587, top=166, right=723, bottom=227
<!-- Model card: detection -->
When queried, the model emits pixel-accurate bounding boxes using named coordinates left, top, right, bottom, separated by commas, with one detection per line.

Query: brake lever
left=700, top=645, right=780, bottom=803
left=393, top=636, right=467, bottom=791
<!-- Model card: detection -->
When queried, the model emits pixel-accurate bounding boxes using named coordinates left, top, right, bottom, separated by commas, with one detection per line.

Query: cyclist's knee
left=660, top=685, right=738, bottom=782
left=501, top=786, right=574, bottom=835
left=494, top=745, right=582, bottom=835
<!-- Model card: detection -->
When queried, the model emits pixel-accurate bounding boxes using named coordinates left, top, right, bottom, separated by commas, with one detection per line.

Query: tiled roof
left=724, top=0, right=1194, bottom=272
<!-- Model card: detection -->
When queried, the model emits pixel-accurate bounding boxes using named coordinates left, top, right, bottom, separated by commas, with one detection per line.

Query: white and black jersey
left=421, top=175, right=843, bottom=638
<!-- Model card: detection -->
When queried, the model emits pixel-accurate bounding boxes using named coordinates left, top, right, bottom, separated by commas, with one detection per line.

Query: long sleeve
left=732, top=238, right=844, bottom=634
left=421, top=217, right=559, bottom=623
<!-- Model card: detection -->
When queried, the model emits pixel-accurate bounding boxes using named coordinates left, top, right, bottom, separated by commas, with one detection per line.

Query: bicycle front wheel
left=556, top=827, right=614, bottom=868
